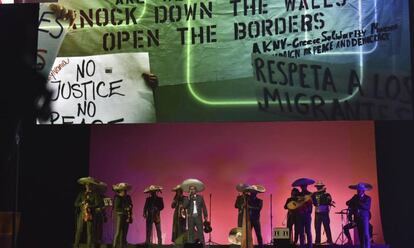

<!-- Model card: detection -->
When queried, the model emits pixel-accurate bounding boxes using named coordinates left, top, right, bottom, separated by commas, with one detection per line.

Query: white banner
left=38, top=52, right=155, bottom=124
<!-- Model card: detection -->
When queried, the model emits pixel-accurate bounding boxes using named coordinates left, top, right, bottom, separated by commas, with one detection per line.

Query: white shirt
left=193, top=199, right=197, bottom=214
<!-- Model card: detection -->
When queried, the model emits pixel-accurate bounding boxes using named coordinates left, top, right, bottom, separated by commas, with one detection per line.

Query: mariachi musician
left=238, top=184, right=253, bottom=248
left=171, top=184, right=187, bottom=243
left=143, top=185, right=164, bottom=245
left=235, top=184, right=249, bottom=227
left=291, top=178, right=315, bottom=248
left=343, top=206, right=374, bottom=246
left=247, top=185, right=265, bottom=248
left=345, top=183, right=372, bottom=248
left=182, top=179, right=208, bottom=247
left=112, top=183, right=133, bottom=248
left=284, top=188, right=300, bottom=245
left=95, top=180, right=108, bottom=245
left=234, top=183, right=265, bottom=248
left=74, top=177, right=100, bottom=248
left=312, top=181, right=334, bottom=244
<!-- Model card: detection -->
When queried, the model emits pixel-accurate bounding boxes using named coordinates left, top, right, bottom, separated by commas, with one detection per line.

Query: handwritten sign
left=252, top=53, right=412, bottom=120
left=41, top=0, right=411, bottom=121
left=38, top=52, right=155, bottom=124
left=37, top=3, right=69, bottom=78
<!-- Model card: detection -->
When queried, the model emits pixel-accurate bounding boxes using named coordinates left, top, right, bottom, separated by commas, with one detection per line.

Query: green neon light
left=186, top=0, right=372, bottom=106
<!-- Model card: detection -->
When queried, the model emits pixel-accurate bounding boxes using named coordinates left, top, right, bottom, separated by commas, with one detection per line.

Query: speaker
left=272, top=227, right=291, bottom=248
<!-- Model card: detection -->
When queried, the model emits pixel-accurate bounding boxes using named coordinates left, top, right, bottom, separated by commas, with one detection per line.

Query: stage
left=77, top=244, right=390, bottom=248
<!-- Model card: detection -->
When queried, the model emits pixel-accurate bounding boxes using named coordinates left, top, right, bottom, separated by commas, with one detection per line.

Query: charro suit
left=74, top=190, right=99, bottom=248
left=144, top=195, right=164, bottom=244
left=171, top=195, right=187, bottom=243
left=183, top=194, right=208, bottom=245
left=346, top=194, right=371, bottom=248
left=248, top=196, right=263, bottom=248
left=312, top=190, right=333, bottom=244
left=235, top=195, right=245, bottom=227
left=113, top=194, right=133, bottom=248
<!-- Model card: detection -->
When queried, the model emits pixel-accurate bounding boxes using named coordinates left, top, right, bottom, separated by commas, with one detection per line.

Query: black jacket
left=183, top=194, right=208, bottom=219
left=346, top=194, right=371, bottom=218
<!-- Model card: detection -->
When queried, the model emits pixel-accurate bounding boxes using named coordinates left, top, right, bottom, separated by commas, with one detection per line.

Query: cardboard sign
left=38, top=52, right=155, bottom=124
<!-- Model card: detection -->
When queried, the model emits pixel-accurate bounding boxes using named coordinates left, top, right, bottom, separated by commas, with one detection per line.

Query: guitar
left=286, top=189, right=324, bottom=211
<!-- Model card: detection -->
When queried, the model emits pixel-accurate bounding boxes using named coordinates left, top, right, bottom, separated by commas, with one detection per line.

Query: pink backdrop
left=89, top=121, right=383, bottom=244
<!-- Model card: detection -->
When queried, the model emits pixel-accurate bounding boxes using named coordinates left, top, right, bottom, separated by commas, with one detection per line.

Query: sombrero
left=349, top=183, right=373, bottom=191
left=181, top=179, right=205, bottom=193
left=236, top=183, right=251, bottom=192
left=247, top=184, right=266, bottom=193
left=96, top=180, right=108, bottom=193
left=314, top=181, right=326, bottom=188
left=144, top=185, right=163, bottom=193
left=77, top=177, right=99, bottom=185
left=113, top=182, right=131, bottom=192
left=172, top=184, right=182, bottom=192
left=292, top=178, right=315, bottom=187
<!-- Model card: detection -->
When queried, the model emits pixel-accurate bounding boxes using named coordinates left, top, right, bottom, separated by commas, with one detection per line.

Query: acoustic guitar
left=286, top=189, right=324, bottom=211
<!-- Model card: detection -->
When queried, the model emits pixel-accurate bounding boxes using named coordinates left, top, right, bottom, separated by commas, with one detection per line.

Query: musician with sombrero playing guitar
left=284, top=188, right=300, bottom=245
left=290, top=178, right=315, bottom=248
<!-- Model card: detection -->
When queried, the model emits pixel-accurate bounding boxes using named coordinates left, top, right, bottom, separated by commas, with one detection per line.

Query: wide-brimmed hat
left=77, top=177, right=99, bottom=185
left=236, top=183, right=251, bottom=192
left=314, top=181, right=325, bottom=188
left=181, top=179, right=205, bottom=193
left=172, top=184, right=182, bottom=192
left=144, top=185, right=163, bottom=193
left=113, top=183, right=131, bottom=192
left=349, top=183, right=373, bottom=191
left=96, top=180, right=108, bottom=193
left=292, top=178, right=315, bottom=187
left=247, top=184, right=266, bottom=193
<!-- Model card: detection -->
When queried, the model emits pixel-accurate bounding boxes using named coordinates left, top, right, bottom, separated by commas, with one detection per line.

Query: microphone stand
left=244, top=193, right=250, bottom=248
left=265, top=194, right=273, bottom=245
left=206, top=193, right=220, bottom=246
